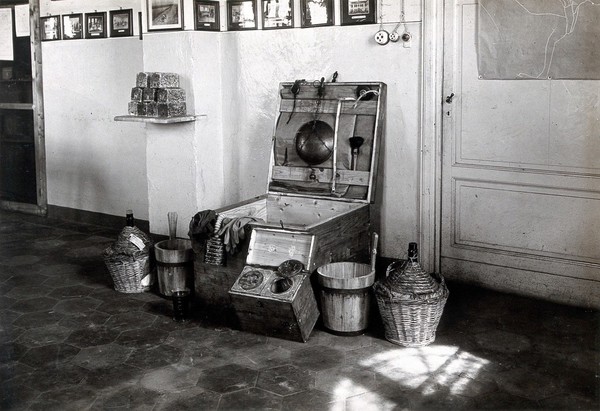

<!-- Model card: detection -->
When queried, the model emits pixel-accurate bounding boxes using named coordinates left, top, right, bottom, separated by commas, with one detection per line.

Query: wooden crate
left=229, top=266, right=319, bottom=342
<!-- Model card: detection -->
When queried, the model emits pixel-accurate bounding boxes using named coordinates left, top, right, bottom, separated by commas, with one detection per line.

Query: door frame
left=0, top=0, right=47, bottom=215
left=419, top=0, right=444, bottom=273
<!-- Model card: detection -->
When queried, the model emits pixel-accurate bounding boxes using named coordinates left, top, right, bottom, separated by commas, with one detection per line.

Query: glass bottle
left=126, top=209, right=134, bottom=227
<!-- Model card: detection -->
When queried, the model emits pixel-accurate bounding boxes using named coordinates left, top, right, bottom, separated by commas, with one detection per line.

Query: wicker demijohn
left=373, top=243, right=449, bottom=347
left=103, top=226, right=153, bottom=293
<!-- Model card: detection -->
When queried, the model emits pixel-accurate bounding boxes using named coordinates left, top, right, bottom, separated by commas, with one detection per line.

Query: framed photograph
left=110, top=9, right=134, bottom=37
left=300, top=0, right=333, bottom=28
left=341, top=0, right=375, bottom=25
left=227, top=0, right=257, bottom=31
left=85, top=12, right=107, bottom=38
left=148, top=0, right=184, bottom=31
left=194, top=0, right=220, bottom=31
left=40, top=15, right=61, bottom=41
left=61, top=13, right=83, bottom=40
left=262, top=0, right=293, bottom=29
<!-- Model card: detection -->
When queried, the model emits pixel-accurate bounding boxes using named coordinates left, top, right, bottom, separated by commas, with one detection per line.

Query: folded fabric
left=188, top=210, right=217, bottom=241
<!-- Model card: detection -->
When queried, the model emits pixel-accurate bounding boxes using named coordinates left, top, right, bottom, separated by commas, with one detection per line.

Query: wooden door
left=440, top=0, right=600, bottom=308
left=0, top=0, right=46, bottom=214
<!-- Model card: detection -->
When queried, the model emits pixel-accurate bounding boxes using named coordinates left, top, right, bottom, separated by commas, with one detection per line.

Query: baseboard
left=47, top=204, right=150, bottom=233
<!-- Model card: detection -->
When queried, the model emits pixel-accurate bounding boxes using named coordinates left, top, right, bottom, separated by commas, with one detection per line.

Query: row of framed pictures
left=40, top=0, right=376, bottom=41
left=41, top=10, right=132, bottom=41
left=205, top=0, right=376, bottom=31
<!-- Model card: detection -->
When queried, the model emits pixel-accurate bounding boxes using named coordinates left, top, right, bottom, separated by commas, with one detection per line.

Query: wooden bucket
left=316, top=262, right=375, bottom=334
left=155, top=239, right=193, bottom=297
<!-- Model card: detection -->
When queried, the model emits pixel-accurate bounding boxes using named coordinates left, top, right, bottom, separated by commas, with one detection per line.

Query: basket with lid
left=373, top=242, right=449, bottom=347
left=103, top=221, right=154, bottom=294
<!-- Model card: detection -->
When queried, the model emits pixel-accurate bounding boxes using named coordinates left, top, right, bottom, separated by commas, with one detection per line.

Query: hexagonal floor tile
left=28, top=383, right=98, bottom=411
left=65, top=325, right=121, bottom=348
left=290, top=345, right=345, bottom=372
left=12, top=310, right=64, bottom=329
left=58, top=310, right=111, bottom=329
left=91, top=386, right=163, bottom=410
left=314, top=364, right=377, bottom=400
left=140, top=364, right=203, bottom=393
left=97, top=298, right=147, bottom=315
left=20, top=343, right=80, bottom=369
left=196, top=364, right=258, bottom=393
left=474, top=329, right=532, bottom=354
left=257, top=364, right=313, bottom=396
left=153, top=388, right=221, bottom=411
left=10, top=297, right=58, bottom=313
left=17, top=324, right=72, bottom=348
left=125, top=344, right=182, bottom=370
left=48, top=285, right=95, bottom=299
left=104, top=311, right=158, bottom=333
left=72, top=343, right=133, bottom=370
left=116, top=327, right=169, bottom=349
left=495, top=366, right=563, bottom=401
left=5, top=286, right=50, bottom=300
left=218, top=387, right=282, bottom=410
left=83, top=363, right=142, bottom=389
left=282, top=389, right=344, bottom=411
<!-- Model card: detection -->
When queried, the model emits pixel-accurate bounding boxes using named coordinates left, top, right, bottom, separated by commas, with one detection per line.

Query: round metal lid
left=277, top=259, right=304, bottom=278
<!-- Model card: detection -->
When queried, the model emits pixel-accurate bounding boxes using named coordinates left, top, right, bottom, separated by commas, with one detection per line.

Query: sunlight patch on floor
left=359, top=345, right=489, bottom=395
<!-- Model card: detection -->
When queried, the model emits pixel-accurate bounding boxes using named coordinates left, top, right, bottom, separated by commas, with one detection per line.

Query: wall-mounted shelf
left=114, top=115, right=197, bottom=124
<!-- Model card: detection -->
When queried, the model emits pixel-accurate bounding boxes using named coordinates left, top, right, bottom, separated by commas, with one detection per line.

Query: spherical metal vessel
left=295, top=120, right=334, bottom=165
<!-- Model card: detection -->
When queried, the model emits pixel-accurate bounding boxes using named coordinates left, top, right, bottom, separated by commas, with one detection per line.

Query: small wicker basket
left=103, top=226, right=154, bottom=293
left=373, top=256, right=449, bottom=347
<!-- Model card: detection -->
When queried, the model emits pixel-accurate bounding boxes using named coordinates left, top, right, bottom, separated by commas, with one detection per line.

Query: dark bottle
left=407, top=242, right=418, bottom=261
left=126, top=209, right=134, bottom=227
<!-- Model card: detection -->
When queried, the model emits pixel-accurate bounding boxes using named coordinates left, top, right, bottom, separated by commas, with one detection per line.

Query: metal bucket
left=316, top=262, right=375, bottom=335
left=155, top=239, right=193, bottom=297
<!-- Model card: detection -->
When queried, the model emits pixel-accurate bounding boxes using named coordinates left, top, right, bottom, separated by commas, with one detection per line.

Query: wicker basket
left=373, top=258, right=449, bottom=347
left=203, top=215, right=226, bottom=266
left=103, top=226, right=153, bottom=293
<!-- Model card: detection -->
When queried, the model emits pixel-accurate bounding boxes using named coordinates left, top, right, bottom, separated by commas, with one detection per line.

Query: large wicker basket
left=103, top=226, right=154, bottom=293
left=373, top=259, right=449, bottom=347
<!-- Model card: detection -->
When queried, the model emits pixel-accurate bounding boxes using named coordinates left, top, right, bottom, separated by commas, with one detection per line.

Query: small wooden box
left=194, top=82, right=386, bottom=338
left=229, top=266, right=319, bottom=342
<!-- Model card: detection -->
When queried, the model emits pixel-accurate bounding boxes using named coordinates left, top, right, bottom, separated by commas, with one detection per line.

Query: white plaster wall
left=142, top=31, right=227, bottom=237
left=42, top=37, right=148, bottom=219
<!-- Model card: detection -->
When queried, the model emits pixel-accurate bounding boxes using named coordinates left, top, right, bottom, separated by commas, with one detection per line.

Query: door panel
left=441, top=0, right=600, bottom=308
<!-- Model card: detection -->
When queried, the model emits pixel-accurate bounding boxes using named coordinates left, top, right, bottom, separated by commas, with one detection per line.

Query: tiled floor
left=0, top=209, right=598, bottom=410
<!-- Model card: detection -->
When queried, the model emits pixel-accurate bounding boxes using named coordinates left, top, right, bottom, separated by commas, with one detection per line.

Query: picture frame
left=261, top=0, right=293, bottom=29
left=61, top=13, right=83, bottom=40
left=148, top=0, right=184, bottom=31
left=85, top=12, right=107, bottom=39
left=40, top=15, right=61, bottom=41
left=300, top=0, right=334, bottom=28
left=109, top=9, right=134, bottom=37
left=227, top=0, right=257, bottom=31
left=194, top=0, right=220, bottom=31
left=340, top=0, right=375, bottom=26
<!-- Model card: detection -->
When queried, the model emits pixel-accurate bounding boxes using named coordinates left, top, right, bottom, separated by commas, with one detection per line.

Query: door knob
left=445, top=93, right=455, bottom=103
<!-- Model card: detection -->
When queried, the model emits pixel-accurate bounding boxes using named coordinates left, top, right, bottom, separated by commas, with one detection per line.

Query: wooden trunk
left=193, top=82, right=386, bottom=339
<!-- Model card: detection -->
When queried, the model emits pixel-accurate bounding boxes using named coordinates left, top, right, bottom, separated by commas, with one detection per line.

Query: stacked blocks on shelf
left=128, top=72, right=187, bottom=118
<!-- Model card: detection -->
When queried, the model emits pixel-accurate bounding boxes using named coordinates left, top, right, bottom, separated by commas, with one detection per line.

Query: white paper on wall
left=15, top=5, right=30, bottom=37
left=0, top=8, right=14, bottom=61
left=478, top=0, right=600, bottom=80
